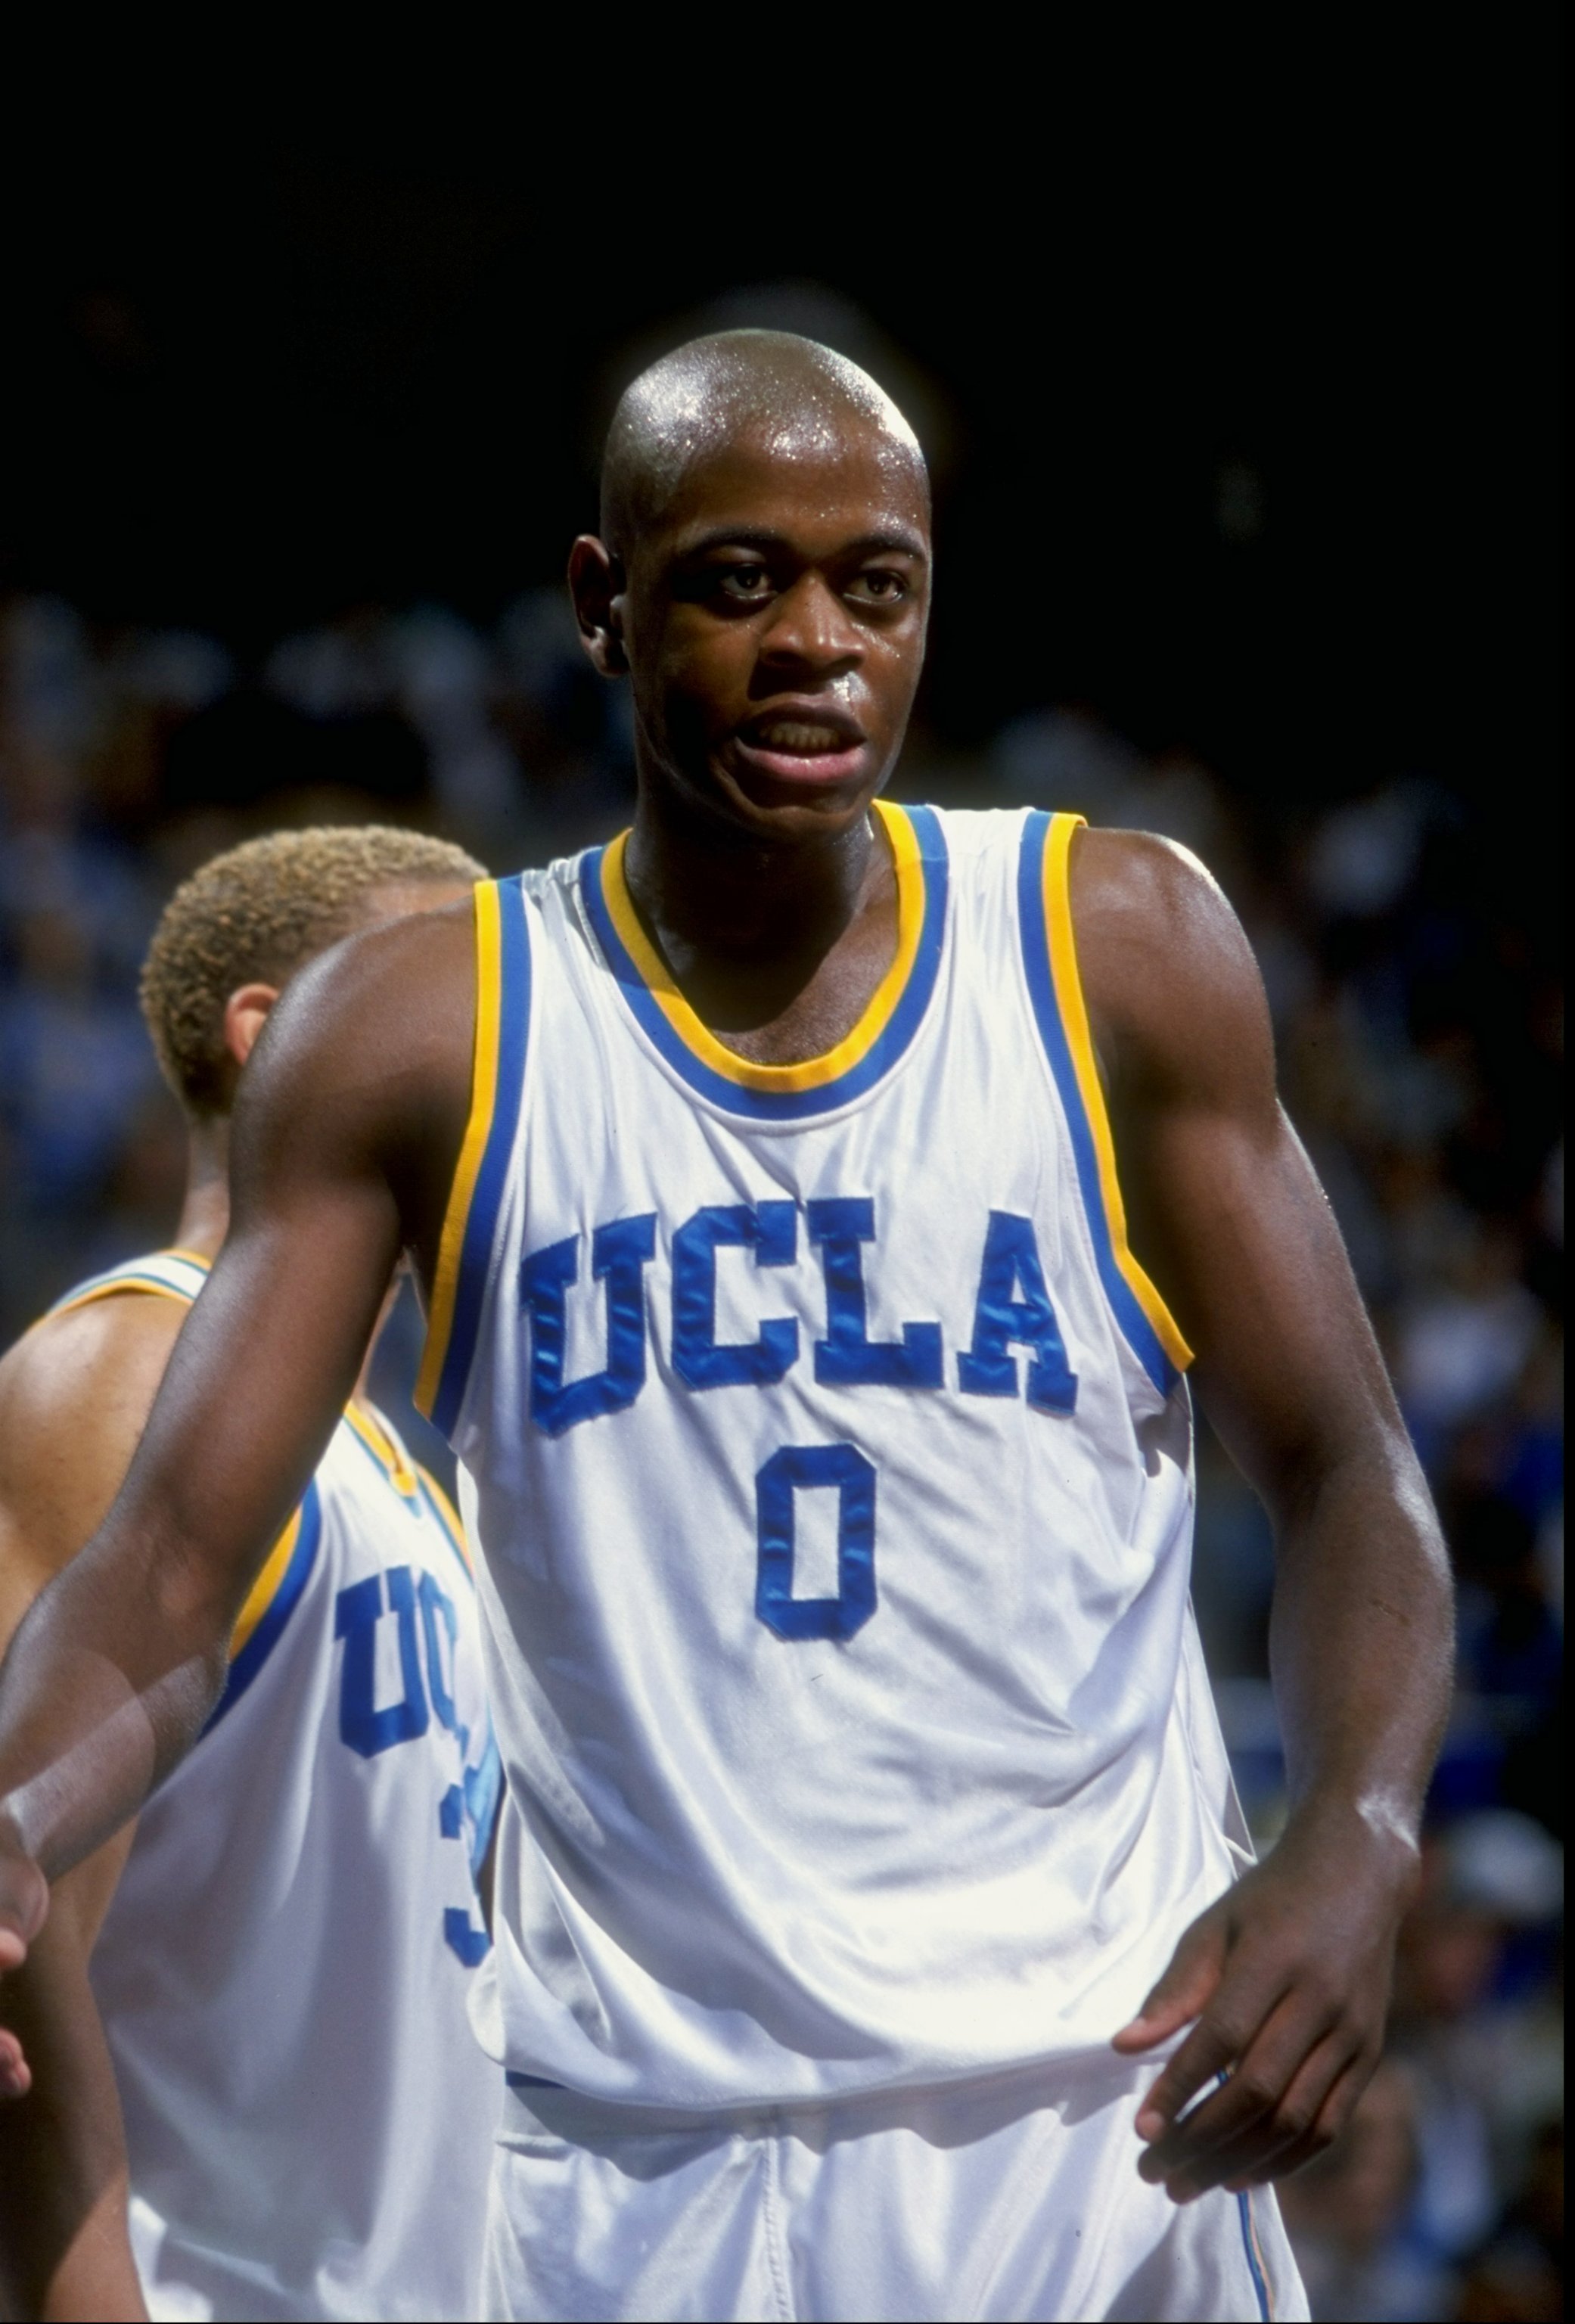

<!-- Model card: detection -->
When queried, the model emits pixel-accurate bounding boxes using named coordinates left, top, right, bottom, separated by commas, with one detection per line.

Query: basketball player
left=0, top=828, right=502, bottom=2322
left=1, top=337, right=1452, bottom=2322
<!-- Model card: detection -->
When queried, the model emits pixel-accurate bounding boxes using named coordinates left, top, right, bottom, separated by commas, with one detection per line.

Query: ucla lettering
left=807, top=1197, right=944, bottom=1390
left=958, top=1210, right=1078, bottom=1412
left=418, top=1569, right=467, bottom=1751
left=335, top=1566, right=430, bottom=1758
left=516, top=1200, right=1080, bottom=1430
left=672, top=1201, right=799, bottom=1388
left=523, top=1212, right=657, bottom=1435
left=333, top=1563, right=497, bottom=1962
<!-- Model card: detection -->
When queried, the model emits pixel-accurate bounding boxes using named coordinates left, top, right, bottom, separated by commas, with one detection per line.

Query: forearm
left=1266, top=1425, right=1453, bottom=1850
left=0, top=1529, right=230, bottom=1885
left=0, top=1925, right=147, bottom=2322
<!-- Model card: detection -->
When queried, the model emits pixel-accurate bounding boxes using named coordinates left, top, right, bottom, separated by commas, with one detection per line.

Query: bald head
left=601, top=330, right=927, bottom=555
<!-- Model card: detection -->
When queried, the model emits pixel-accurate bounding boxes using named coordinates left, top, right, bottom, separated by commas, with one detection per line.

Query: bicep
left=1132, top=1095, right=1401, bottom=1495
left=1080, top=828, right=1404, bottom=1504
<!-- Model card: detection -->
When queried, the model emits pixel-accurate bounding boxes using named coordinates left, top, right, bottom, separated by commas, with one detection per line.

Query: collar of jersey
left=581, top=799, right=948, bottom=1121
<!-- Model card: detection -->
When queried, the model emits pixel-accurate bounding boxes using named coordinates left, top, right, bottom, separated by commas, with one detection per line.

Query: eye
left=719, top=564, right=772, bottom=601
left=847, top=570, right=908, bottom=604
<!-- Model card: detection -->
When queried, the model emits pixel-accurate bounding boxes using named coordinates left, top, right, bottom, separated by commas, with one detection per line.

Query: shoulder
left=1068, top=825, right=1274, bottom=1105
left=267, top=891, right=477, bottom=1068
left=0, top=1294, right=187, bottom=1456
left=1070, top=823, right=1244, bottom=968
left=238, top=895, right=477, bottom=1160
left=0, top=1294, right=186, bottom=1637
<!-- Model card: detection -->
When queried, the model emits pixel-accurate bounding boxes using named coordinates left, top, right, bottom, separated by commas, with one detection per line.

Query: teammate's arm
left=0, top=1302, right=182, bottom=2316
left=0, top=909, right=472, bottom=2021
left=1075, top=827, right=1453, bottom=2200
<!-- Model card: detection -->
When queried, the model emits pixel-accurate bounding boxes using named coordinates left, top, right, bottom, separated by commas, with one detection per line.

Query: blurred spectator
left=1455, top=2115, right=1563, bottom=2322
left=0, top=589, right=1561, bottom=2323
left=1390, top=1816, right=1564, bottom=2276
left=1276, top=2062, right=1448, bottom=2321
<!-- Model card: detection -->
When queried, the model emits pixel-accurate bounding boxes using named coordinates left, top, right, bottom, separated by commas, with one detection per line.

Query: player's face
left=616, top=423, right=930, bottom=845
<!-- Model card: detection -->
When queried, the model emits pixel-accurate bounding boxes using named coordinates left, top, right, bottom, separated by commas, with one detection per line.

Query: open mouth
left=745, top=717, right=858, bottom=756
left=733, top=707, right=868, bottom=790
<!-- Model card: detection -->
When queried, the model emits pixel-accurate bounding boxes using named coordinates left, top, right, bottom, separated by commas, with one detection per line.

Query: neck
left=172, top=1117, right=231, bottom=1259
left=623, top=781, right=890, bottom=1037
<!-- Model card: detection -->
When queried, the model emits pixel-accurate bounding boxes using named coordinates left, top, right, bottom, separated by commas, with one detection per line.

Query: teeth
left=753, top=721, right=848, bottom=754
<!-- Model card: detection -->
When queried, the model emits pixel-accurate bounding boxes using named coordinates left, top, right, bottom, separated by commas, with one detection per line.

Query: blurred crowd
left=0, top=591, right=1562, bottom=2322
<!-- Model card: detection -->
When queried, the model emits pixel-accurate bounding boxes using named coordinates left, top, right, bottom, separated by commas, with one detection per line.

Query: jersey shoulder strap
left=417, top=874, right=534, bottom=1435
left=1014, top=809, right=1192, bottom=1395
left=48, top=1247, right=211, bottom=1316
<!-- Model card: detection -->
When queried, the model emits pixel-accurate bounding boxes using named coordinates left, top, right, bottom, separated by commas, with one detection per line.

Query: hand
left=1111, top=1804, right=1418, bottom=2199
left=0, top=1816, right=49, bottom=2099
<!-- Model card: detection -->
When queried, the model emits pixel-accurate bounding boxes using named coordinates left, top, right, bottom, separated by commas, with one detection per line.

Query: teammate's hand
left=0, top=1818, right=48, bottom=2098
left=1111, top=1804, right=1418, bottom=2199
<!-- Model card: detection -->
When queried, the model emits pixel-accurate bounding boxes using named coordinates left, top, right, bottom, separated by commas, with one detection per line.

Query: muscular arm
left=0, top=909, right=472, bottom=1996
left=1076, top=827, right=1452, bottom=2195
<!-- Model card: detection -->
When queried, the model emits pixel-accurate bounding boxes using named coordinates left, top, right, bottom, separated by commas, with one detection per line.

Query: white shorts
left=480, top=2060, right=1308, bottom=2322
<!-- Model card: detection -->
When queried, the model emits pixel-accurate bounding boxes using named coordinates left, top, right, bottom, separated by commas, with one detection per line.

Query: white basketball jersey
left=418, top=803, right=1249, bottom=2112
left=54, top=1251, right=502, bottom=2322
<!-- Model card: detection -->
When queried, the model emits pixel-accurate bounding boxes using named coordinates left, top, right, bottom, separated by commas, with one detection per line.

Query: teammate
left=0, top=828, right=502, bottom=2322
left=1, top=336, right=1453, bottom=2322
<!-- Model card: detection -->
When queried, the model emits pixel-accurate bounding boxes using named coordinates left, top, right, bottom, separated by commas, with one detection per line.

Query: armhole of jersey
left=416, top=877, right=533, bottom=1437
left=415, top=1462, right=474, bottom=1582
left=200, top=1480, right=324, bottom=1737
left=1017, top=810, right=1193, bottom=1395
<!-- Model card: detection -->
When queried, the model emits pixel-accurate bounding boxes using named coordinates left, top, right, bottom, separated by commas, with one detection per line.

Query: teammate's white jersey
left=418, top=805, right=1246, bottom=2117
left=54, top=1251, right=502, bottom=2324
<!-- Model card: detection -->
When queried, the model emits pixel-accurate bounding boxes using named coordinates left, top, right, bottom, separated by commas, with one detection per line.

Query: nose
left=756, top=571, right=863, bottom=680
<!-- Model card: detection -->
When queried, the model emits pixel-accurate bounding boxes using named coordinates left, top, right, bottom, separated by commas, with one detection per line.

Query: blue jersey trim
left=465, top=1729, right=503, bottom=1876
left=1238, top=2189, right=1273, bottom=2319
left=1015, top=812, right=1178, bottom=1397
left=580, top=806, right=949, bottom=1122
left=429, top=875, right=533, bottom=1437
left=201, top=1480, right=323, bottom=1735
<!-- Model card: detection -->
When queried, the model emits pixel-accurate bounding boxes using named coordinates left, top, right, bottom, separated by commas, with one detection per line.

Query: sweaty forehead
left=601, top=331, right=929, bottom=553
left=656, top=427, right=930, bottom=557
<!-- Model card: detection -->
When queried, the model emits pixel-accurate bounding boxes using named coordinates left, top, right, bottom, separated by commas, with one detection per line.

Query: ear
left=567, top=535, right=629, bottom=676
left=223, top=982, right=282, bottom=1070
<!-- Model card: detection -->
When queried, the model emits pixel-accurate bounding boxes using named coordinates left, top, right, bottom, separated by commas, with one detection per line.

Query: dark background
left=5, top=37, right=1560, bottom=828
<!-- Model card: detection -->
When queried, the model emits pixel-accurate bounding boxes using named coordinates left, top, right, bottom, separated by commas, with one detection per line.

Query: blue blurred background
left=0, top=56, right=1560, bottom=2319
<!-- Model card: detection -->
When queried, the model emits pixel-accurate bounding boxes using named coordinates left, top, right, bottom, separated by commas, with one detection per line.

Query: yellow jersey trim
left=1043, top=814, right=1193, bottom=1374
left=230, top=1505, right=303, bottom=1657
left=343, top=1401, right=420, bottom=1499
left=416, top=881, right=502, bottom=1418
left=598, top=799, right=926, bottom=1095
left=51, top=1279, right=192, bottom=1316
left=46, top=1249, right=211, bottom=1319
